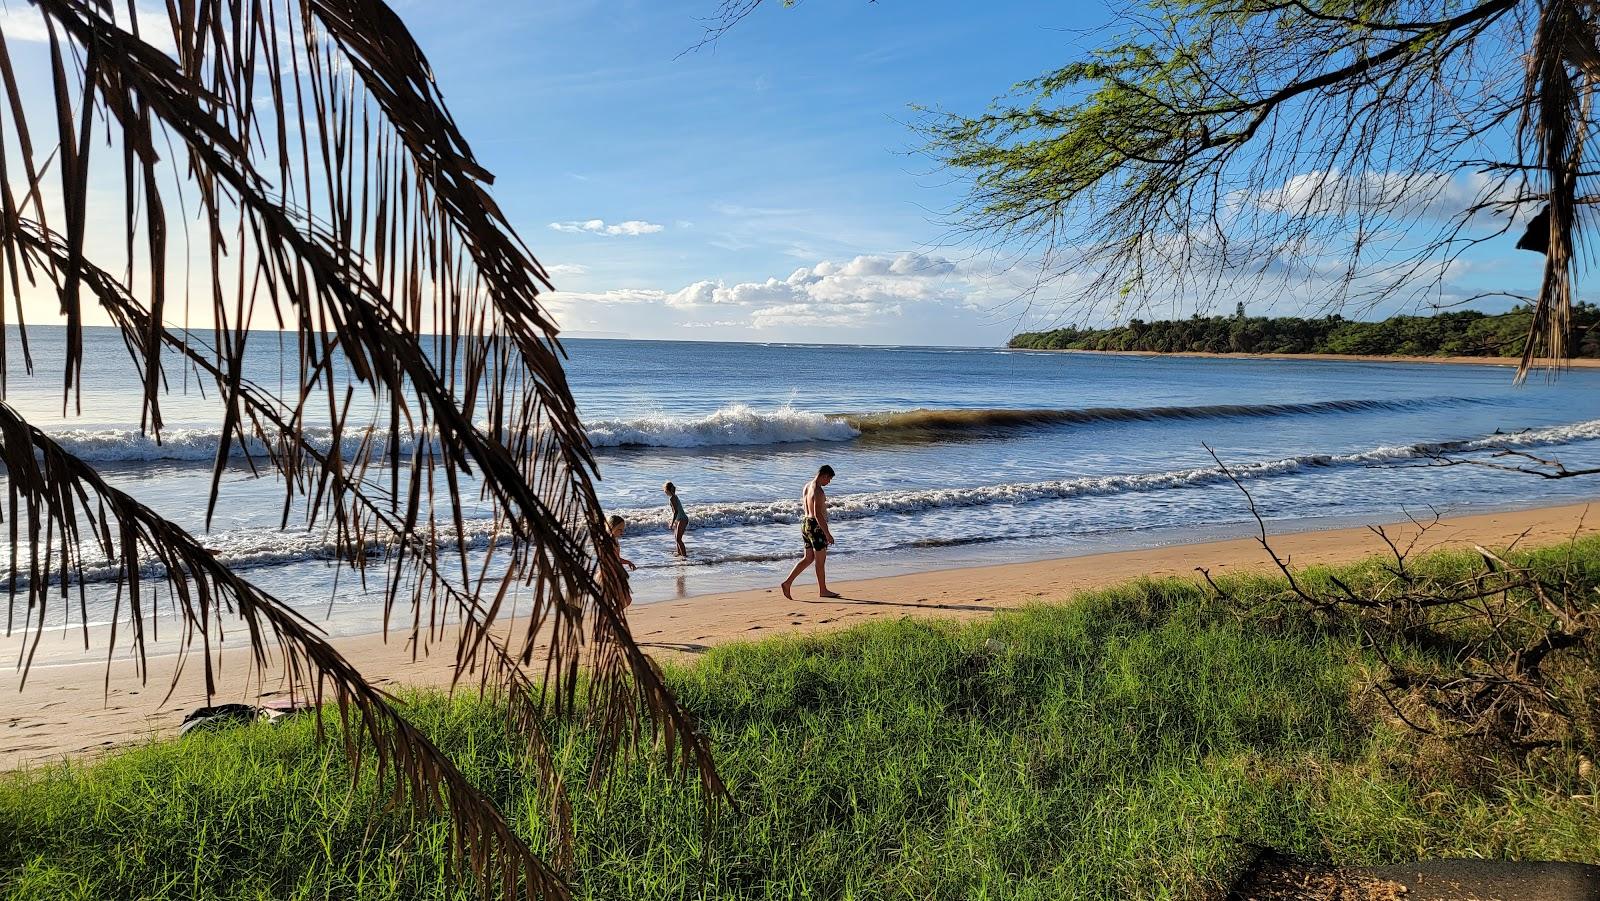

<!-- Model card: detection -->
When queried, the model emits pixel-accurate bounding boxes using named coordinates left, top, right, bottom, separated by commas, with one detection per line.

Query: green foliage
left=1010, top=304, right=1600, bottom=357
left=916, top=0, right=1540, bottom=322
left=4, top=541, right=1600, bottom=900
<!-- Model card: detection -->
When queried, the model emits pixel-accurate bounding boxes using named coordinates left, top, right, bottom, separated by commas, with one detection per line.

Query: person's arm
left=818, top=488, right=833, bottom=544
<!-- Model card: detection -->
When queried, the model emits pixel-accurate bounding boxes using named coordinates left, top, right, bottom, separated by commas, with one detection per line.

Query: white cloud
left=546, top=288, right=669, bottom=306
left=0, top=8, right=49, bottom=42
left=546, top=263, right=588, bottom=277
left=549, top=252, right=1019, bottom=329
left=547, top=219, right=664, bottom=237
left=1, top=6, right=177, bottom=53
left=1252, top=170, right=1526, bottom=222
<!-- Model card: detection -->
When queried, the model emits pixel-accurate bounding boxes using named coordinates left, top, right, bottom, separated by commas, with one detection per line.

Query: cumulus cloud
left=546, top=263, right=589, bottom=277
left=545, top=251, right=1044, bottom=330
left=548, top=219, right=664, bottom=237
left=672, top=253, right=956, bottom=323
left=596, top=252, right=997, bottom=327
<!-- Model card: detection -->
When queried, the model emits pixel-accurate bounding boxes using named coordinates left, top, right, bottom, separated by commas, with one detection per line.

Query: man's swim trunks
left=801, top=516, right=828, bottom=551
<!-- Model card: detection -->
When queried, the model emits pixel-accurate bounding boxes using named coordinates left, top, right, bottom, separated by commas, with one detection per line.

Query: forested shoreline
left=1010, top=304, right=1600, bottom=358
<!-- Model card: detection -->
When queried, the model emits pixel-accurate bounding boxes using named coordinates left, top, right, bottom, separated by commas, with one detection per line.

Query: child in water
left=606, top=515, right=637, bottom=572
left=664, top=481, right=689, bottom=557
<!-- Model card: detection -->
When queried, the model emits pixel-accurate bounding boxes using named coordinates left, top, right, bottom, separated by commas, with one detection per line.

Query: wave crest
left=842, top=397, right=1475, bottom=439
left=35, top=397, right=1479, bottom=460
left=585, top=404, right=857, bottom=448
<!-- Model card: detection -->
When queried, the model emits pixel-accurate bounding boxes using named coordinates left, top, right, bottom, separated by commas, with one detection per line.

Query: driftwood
left=1202, top=446, right=1598, bottom=752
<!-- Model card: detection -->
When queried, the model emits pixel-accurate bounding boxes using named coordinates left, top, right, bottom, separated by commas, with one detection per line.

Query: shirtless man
left=781, top=465, right=839, bottom=600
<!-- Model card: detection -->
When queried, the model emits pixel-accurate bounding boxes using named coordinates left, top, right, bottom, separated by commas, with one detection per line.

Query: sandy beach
left=1035, top=349, right=1600, bottom=368
left=4, top=500, right=1595, bottom=771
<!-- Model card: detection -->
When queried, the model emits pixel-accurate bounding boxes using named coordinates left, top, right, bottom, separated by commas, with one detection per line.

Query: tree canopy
left=918, top=0, right=1587, bottom=371
left=1009, top=303, right=1600, bottom=357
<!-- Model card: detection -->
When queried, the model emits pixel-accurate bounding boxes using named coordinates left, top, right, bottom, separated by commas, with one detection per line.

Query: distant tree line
left=1008, top=304, right=1600, bottom=358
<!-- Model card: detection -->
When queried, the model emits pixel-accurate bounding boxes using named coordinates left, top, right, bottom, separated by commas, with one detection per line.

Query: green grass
left=3, top=541, right=1599, bottom=900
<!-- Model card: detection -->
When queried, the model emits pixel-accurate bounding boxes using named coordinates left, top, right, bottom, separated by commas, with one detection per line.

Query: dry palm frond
left=3, top=212, right=590, bottom=864
left=1516, top=0, right=1593, bottom=380
left=0, top=403, right=570, bottom=899
left=0, top=0, right=725, bottom=896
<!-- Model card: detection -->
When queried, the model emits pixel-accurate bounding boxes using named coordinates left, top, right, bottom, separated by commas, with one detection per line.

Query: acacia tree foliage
left=0, top=1, right=723, bottom=898
left=914, top=0, right=1553, bottom=358
left=714, top=0, right=1591, bottom=375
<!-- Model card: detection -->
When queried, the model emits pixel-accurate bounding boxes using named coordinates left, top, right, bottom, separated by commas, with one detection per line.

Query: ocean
left=7, top=327, right=1600, bottom=657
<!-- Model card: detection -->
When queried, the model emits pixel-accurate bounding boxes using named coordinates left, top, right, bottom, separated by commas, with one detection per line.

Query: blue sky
left=1, top=1, right=1551, bottom=346
left=386, top=0, right=1105, bottom=345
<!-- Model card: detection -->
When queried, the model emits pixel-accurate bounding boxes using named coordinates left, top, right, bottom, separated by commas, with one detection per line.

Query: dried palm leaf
left=0, top=0, right=726, bottom=896
left=0, top=403, right=570, bottom=899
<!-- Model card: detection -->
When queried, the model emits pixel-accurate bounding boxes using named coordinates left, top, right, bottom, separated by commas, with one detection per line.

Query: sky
left=1, top=0, right=1553, bottom=346
left=374, top=0, right=1095, bottom=345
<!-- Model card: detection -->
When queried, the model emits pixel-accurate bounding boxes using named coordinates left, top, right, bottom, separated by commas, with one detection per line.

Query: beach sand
left=4, top=501, right=1596, bottom=770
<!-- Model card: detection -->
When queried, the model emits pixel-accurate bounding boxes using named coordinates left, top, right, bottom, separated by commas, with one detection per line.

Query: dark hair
left=663, top=481, right=676, bottom=493
left=817, top=465, right=835, bottom=478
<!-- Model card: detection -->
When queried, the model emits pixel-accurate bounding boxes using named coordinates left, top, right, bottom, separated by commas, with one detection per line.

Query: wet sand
left=4, top=500, right=1596, bottom=770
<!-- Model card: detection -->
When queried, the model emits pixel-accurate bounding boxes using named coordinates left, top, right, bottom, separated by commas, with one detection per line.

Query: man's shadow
left=804, top=595, right=995, bottom=613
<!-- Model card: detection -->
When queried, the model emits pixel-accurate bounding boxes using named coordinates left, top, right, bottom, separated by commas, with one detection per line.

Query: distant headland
left=1010, top=303, right=1600, bottom=361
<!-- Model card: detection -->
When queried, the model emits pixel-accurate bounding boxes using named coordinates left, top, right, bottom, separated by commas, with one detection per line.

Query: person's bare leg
left=781, top=548, right=815, bottom=599
left=816, top=548, right=840, bottom=598
left=673, top=521, right=687, bottom=557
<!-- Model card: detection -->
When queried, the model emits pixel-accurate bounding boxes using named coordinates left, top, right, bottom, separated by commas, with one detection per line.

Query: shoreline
left=1022, top=348, right=1600, bottom=368
left=4, top=499, right=1597, bottom=770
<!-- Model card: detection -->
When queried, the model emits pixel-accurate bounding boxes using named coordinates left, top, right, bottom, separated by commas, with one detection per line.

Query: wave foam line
left=612, top=418, right=1600, bottom=532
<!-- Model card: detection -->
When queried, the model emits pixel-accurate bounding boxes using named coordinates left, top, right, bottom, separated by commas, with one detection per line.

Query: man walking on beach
left=781, top=465, right=840, bottom=600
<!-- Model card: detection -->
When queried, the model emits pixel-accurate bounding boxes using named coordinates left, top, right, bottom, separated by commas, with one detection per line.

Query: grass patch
left=3, top=542, right=1599, bottom=899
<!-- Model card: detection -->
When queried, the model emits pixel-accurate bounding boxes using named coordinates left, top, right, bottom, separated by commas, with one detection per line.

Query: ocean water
left=6, top=327, right=1600, bottom=656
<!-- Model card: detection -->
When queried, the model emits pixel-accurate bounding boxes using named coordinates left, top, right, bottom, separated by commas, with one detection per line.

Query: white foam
left=11, top=418, right=1600, bottom=585
left=584, top=404, right=859, bottom=448
left=611, top=418, right=1600, bottom=532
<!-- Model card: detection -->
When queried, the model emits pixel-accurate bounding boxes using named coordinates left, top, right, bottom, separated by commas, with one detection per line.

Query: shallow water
left=6, top=328, right=1600, bottom=655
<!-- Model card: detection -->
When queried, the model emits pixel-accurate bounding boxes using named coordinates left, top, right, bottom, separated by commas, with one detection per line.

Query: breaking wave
left=30, top=397, right=1483, bottom=460
left=588, top=396, right=1482, bottom=449
left=585, top=404, right=856, bottom=448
